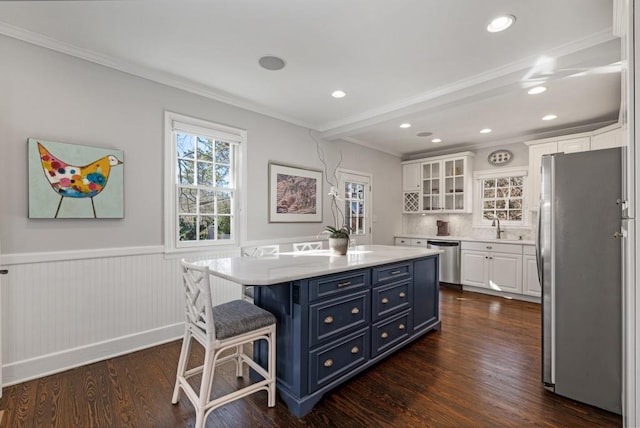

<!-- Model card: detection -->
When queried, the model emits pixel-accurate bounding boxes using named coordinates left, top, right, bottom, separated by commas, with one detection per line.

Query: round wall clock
left=487, top=149, right=513, bottom=166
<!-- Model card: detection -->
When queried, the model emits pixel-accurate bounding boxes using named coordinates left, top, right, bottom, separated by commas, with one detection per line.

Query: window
left=473, top=167, right=529, bottom=227
left=165, top=112, right=245, bottom=251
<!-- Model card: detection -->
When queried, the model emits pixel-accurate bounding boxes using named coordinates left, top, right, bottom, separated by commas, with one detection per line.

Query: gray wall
left=0, top=35, right=401, bottom=254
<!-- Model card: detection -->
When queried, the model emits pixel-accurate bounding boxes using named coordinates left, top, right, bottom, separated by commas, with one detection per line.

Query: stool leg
left=268, top=326, right=276, bottom=407
left=172, top=329, right=192, bottom=404
left=235, top=344, right=243, bottom=377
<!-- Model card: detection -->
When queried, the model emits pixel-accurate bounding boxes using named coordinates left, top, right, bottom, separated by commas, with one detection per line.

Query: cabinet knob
left=351, top=346, right=359, bottom=354
left=399, top=324, right=406, bottom=330
left=351, top=307, right=360, bottom=314
left=381, top=332, right=389, bottom=339
left=399, top=292, right=406, bottom=298
left=324, top=316, right=334, bottom=324
left=324, top=359, right=333, bottom=367
left=381, top=297, right=389, bottom=304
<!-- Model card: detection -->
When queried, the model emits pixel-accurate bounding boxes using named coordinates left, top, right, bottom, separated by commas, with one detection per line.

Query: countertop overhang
left=192, top=244, right=440, bottom=285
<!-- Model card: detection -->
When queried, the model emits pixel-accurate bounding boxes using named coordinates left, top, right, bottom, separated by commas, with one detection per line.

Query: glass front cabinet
left=402, top=152, right=474, bottom=214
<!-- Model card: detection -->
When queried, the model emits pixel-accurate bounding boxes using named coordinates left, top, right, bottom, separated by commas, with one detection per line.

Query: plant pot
left=329, top=237, right=349, bottom=255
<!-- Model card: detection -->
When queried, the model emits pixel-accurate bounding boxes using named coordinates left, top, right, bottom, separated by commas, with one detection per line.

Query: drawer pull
left=337, top=281, right=351, bottom=288
left=399, top=324, right=406, bottom=330
left=399, top=292, right=406, bottom=298
left=390, top=270, right=402, bottom=275
left=351, top=346, right=359, bottom=354
left=381, top=332, right=389, bottom=339
left=381, top=297, right=389, bottom=304
left=486, top=246, right=493, bottom=249
left=324, top=359, right=333, bottom=368
left=324, top=316, right=334, bottom=324
left=351, top=307, right=360, bottom=314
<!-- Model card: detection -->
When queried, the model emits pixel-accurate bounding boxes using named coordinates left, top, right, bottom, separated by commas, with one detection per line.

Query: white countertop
left=396, top=234, right=535, bottom=246
left=192, top=244, right=441, bottom=285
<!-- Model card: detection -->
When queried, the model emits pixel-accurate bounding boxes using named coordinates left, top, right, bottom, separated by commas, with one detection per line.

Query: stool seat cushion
left=212, top=300, right=276, bottom=339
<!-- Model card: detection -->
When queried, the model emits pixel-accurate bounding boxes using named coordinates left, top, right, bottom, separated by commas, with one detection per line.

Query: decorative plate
left=487, top=149, right=513, bottom=166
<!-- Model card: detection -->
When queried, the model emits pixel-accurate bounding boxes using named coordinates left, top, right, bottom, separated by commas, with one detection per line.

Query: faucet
left=491, top=216, right=504, bottom=239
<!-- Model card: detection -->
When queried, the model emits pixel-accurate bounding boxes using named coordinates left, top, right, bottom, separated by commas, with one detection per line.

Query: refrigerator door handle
left=536, top=200, right=543, bottom=284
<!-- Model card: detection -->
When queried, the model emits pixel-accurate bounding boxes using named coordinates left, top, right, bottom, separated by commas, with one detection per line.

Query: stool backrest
left=241, top=245, right=279, bottom=257
left=181, top=260, right=215, bottom=340
left=293, top=241, right=323, bottom=252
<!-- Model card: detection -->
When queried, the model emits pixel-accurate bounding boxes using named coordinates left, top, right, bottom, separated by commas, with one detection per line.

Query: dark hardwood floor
left=0, top=287, right=622, bottom=427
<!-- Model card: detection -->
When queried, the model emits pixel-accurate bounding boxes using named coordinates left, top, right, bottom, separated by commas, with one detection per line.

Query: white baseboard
left=2, top=322, right=184, bottom=387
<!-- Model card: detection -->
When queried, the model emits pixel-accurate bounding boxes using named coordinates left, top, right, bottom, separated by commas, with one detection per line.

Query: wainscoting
left=1, top=246, right=241, bottom=386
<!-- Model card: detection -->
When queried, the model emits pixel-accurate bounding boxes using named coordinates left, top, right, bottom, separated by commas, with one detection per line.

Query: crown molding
left=0, top=21, right=315, bottom=130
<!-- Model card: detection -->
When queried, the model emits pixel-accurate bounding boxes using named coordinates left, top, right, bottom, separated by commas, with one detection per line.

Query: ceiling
left=0, top=0, right=621, bottom=158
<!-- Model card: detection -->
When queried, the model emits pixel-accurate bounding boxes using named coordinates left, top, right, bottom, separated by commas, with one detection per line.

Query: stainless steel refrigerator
left=537, top=148, right=623, bottom=415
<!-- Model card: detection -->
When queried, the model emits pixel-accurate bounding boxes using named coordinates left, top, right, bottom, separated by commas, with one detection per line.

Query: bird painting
left=36, top=141, right=123, bottom=218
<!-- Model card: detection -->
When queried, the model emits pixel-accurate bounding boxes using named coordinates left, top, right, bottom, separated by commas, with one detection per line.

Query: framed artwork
left=28, top=138, right=124, bottom=219
left=269, top=162, right=322, bottom=223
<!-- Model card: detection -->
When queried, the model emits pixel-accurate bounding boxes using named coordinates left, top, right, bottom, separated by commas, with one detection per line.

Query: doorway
left=338, top=170, right=372, bottom=246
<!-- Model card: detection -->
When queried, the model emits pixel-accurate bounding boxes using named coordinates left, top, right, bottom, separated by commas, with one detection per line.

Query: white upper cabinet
left=402, top=162, right=421, bottom=191
left=402, top=152, right=474, bottom=214
left=591, top=127, right=624, bottom=151
left=527, top=124, right=624, bottom=210
left=557, top=137, right=591, bottom=153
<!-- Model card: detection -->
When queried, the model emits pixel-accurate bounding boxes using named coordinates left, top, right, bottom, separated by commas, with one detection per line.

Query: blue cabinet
left=254, top=255, right=439, bottom=417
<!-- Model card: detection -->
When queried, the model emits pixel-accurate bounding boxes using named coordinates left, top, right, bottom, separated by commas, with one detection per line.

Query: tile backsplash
left=402, top=213, right=535, bottom=241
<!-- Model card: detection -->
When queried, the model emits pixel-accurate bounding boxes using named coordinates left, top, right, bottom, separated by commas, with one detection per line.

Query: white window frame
left=472, top=166, right=530, bottom=229
left=164, top=111, right=247, bottom=254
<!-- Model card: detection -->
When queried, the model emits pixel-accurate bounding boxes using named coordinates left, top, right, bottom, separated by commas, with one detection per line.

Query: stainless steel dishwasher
left=427, top=240, right=460, bottom=284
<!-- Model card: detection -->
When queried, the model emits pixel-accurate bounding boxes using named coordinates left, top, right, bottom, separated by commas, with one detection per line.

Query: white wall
left=0, top=35, right=401, bottom=384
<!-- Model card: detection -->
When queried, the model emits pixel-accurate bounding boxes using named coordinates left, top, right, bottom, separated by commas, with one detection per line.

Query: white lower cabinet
left=460, top=241, right=523, bottom=294
left=522, top=246, right=541, bottom=297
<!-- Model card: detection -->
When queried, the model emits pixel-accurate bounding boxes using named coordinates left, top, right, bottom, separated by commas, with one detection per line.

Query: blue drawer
left=372, top=262, right=412, bottom=285
left=309, top=327, right=369, bottom=393
left=372, top=310, right=412, bottom=357
left=309, top=269, right=370, bottom=302
left=372, top=280, right=411, bottom=322
left=309, top=290, right=370, bottom=347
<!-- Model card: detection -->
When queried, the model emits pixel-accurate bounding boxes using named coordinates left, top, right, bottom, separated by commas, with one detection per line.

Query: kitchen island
left=194, top=245, right=441, bottom=417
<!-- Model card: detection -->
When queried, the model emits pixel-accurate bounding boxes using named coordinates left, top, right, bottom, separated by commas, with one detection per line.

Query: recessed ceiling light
left=416, top=132, right=432, bottom=137
left=258, top=55, right=286, bottom=71
left=432, top=138, right=442, bottom=143
left=480, top=128, right=492, bottom=134
left=400, top=123, right=411, bottom=129
left=331, top=90, right=346, bottom=98
left=487, top=15, right=515, bottom=33
left=542, top=114, right=558, bottom=121
left=528, top=86, right=547, bottom=95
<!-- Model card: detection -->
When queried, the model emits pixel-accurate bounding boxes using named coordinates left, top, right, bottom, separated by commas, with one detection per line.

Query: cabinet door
left=522, top=254, right=541, bottom=297
left=461, top=250, right=487, bottom=288
left=488, top=253, right=523, bottom=294
left=421, top=161, right=441, bottom=211
left=591, top=128, right=623, bottom=150
left=412, top=257, right=438, bottom=332
left=528, top=142, right=558, bottom=211
left=558, top=137, right=590, bottom=153
left=443, top=157, right=466, bottom=211
left=402, top=163, right=421, bottom=191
